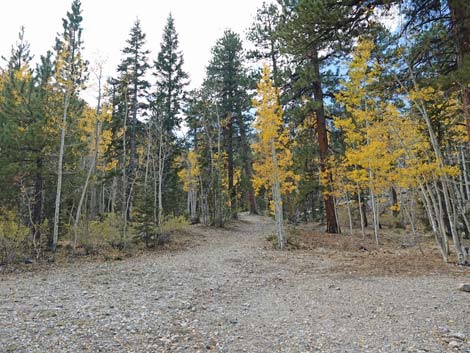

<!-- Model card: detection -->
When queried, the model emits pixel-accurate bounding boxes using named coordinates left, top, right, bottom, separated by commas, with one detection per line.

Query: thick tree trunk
left=216, top=111, right=224, bottom=227
left=391, top=187, right=399, bottom=217
left=225, top=113, right=237, bottom=219
left=235, top=113, right=257, bottom=215
left=311, top=52, right=339, bottom=233
left=449, top=0, right=470, bottom=140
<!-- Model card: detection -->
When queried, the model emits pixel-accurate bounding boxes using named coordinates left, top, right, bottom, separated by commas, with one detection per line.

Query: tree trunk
left=225, top=113, right=237, bottom=219
left=311, top=51, right=338, bottom=233
left=391, top=187, right=399, bottom=217
left=357, top=186, right=366, bottom=238
left=271, top=141, right=286, bottom=249
left=73, top=69, right=103, bottom=252
left=346, top=192, right=353, bottom=236
left=216, top=109, right=224, bottom=227
left=235, top=113, right=257, bottom=215
left=32, top=156, right=44, bottom=257
left=157, top=119, right=165, bottom=229
left=448, top=0, right=470, bottom=141
left=52, top=91, right=70, bottom=257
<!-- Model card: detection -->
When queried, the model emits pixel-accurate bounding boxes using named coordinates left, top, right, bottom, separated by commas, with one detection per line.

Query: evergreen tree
left=247, top=2, right=283, bottom=86
left=154, top=13, right=188, bottom=134
left=51, top=0, right=88, bottom=255
left=117, top=19, right=150, bottom=173
left=277, top=0, right=384, bottom=233
left=112, top=19, right=150, bottom=223
left=205, top=30, right=257, bottom=218
left=151, top=14, right=189, bottom=220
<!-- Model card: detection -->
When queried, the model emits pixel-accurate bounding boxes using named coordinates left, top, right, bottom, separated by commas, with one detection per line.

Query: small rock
left=450, top=332, right=466, bottom=341
left=449, top=341, right=461, bottom=349
left=459, top=283, right=470, bottom=292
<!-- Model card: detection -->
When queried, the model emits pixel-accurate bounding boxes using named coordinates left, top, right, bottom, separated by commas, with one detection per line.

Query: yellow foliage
left=332, top=38, right=453, bottom=199
left=178, top=150, right=201, bottom=192
left=252, top=65, right=299, bottom=198
left=0, top=209, right=30, bottom=263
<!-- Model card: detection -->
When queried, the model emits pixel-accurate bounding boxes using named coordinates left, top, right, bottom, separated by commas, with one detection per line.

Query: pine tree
left=112, top=19, right=150, bottom=224
left=51, top=0, right=88, bottom=256
left=277, top=0, right=384, bottom=233
left=154, top=14, right=188, bottom=134
left=151, top=14, right=189, bottom=222
left=247, top=2, right=282, bottom=86
left=205, top=30, right=257, bottom=218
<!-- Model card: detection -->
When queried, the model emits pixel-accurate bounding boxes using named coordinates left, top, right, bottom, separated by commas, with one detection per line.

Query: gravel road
left=1, top=214, right=469, bottom=352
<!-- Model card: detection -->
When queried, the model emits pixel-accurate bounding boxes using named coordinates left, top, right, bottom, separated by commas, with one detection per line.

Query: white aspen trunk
left=144, top=125, right=152, bottom=192
left=407, top=70, right=465, bottom=263
left=461, top=148, right=470, bottom=200
left=52, top=91, right=70, bottom=256
left=432, top=181, right=450, bottom=257
left=271, top=141, right=285, bottom=249
left=451, top=177, right=470, bottom=236
left=418, top=182, right=437, bottom=233
left=400, top=190, right=424, bottom=254
left=157, top=119, right=165, bottom=230
left=73, top=68, right=103, bottom=252
left=370, top=186, right=380, bottom=246
left=152, top=157, right=158, bottom=225
left=73, top=118, right=100, bottom=252
left=346, top=192, right=354, bottom=236
left=201, top=118, right=215, bottom=226
left=334, top=197, right=341, bottom=234
left=110, top=176, right=117, bottom=214
left=121, top=92, right=129, bottom=241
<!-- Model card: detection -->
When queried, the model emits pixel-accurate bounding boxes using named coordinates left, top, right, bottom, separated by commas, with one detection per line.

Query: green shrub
left=0, top=209, right=30, bottom=264
left=161, top=215, right=189, bottom=234
left=73, top=213, right=130, bottom=255
left=135, top=215, right=189, bottom=248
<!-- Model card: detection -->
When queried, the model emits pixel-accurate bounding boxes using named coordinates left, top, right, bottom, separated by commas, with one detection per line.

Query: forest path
left=1, top=213, right=470, bottom=352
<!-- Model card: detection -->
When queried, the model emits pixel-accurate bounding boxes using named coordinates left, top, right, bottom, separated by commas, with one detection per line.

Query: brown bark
left=391, top=187, right=399, bottom=218
left=224, top=113, right=237, bottom=219
left=235, top=113, right=258, bottom=215
left=311, top=51, right=339, bottom=234
left=449, top=0, right=470, bottom=140
left=32, top=157, right=44, bottom=249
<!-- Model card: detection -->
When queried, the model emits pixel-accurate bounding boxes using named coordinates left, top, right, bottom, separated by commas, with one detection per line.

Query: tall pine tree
left=205, top=30, right=257, bottom=218
left=151, top=14, right=188, bottom=221
left=112, top=19, right=150, bottom=223
left=51, top=0, right=88, bottom=255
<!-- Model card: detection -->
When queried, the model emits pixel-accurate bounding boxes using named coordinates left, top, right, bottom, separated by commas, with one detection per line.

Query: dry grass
left=0, top=229, right=198, bottom=276
left=287, top=223, right=470, bottom=278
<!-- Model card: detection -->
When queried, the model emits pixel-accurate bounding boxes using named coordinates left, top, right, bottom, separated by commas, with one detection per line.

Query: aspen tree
left=51, top=0, right=87, bottom=257
left=252, top=65, right=299, bottom=249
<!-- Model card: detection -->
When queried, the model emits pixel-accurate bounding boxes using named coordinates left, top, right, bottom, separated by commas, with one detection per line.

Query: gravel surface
left=1, top=214, right=469, bottom=352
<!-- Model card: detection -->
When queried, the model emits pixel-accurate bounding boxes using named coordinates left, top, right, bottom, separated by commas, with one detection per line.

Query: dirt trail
left=1, top=214, right=469, bottom=352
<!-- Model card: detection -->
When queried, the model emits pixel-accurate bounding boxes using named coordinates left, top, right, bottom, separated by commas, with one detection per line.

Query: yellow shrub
left=0, top=210, right=30, bottom=264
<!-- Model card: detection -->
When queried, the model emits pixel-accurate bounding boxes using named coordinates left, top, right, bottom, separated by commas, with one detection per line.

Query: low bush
left=0, top=209, right=30, bottom=264
left=73, top=213, right=132, bottom=255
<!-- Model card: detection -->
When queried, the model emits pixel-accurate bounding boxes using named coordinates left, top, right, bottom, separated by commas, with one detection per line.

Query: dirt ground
left=1, top=214, right=469, bottom=353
